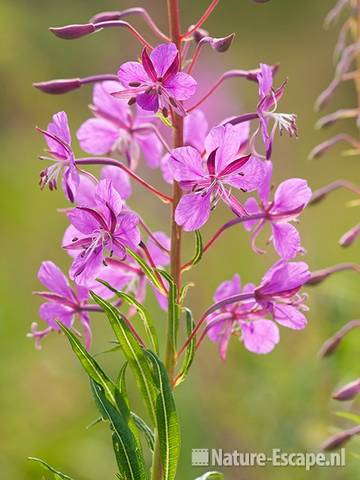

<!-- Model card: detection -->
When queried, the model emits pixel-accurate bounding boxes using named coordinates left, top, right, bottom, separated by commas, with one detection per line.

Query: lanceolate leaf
left=126, top=247, right=165, bottom=293
left=195, top=472, right=224, bottom=480
left=58, top=323, right=116, bottom=405
left=131, top=412, right=155, bottom=452
left=334, top=411, right=360, bottom=424
left=183, top=231, right=203, bottom=272
left=158, top=270, right=179, bottom=355
left=91, top=381, right=147, bottom=480
left=28, top=457, right=75, bottom=480
left=91, top=292, right=157, bottom=424
left=97, top=280, right=159, bottom=354
left=174, top=308, right=196, bottom=387
left=145, top=350, right=181, bottom=480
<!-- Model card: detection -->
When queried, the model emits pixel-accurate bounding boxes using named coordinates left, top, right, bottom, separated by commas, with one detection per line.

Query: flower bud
left=33, top=78, right=81, bottom=94
left=339, top=224, right=360, bottom=247
left=193, top=28, right=209, bottom=43
left=332, top=378, right=360, bottom=401
left=50, top=23, right=96, bottom=39
left=321, top=426, right=360, bottom=451
left=318, top=335, right=342, bottom=357
left=211, top=33, right=236, bottom=53
left=90, top=11, right=121, bottom=24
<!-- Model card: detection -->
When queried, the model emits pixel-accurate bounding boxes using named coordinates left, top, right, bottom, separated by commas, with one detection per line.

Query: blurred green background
left=1, top=0, right=359, bottom=479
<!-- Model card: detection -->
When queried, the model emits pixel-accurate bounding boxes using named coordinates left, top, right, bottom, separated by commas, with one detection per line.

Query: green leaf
left=91, top=381, right=147, bottom=480
left=97, top=280, right=159, bottom=355
left=158, top=270, right=179, bottom=355
left=58, top=323, right=116, bottom=405
left=334, top=411, right=360, bottom=424
left=179, top=282, right=195, bottom=304
left=28, top=457, right=75, bottom=480
left=195, top=472, right=224, bottom=480
left=174, top=308, right=196, bottom=387
left=126, top=247, right=165, bottom=293
left=145, top=350, right=181, bottom=480
left=91, top=292, right=157, bottom=424
left=131, top=412, right=155, bottom=452
left=183, top=231, right=203, bottom=272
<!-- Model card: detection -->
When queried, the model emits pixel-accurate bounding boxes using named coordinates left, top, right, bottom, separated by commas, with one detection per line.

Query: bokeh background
left=1, top=0, right=359, bottom=479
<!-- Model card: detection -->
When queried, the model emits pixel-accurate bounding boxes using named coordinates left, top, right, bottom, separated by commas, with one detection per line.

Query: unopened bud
left=321, top=425, right=360, bottom=451
left=332, top=378, right=360, bottom=401
left=50, top=23, right=96, bottom=40
left=212, top=33, right=236, bottom=53
left=339, top=224, right=360, bottom=247
left=193, top=28, right=209, bottom=43
left=33, top=78, right=81, bottom=94
left=319, top=320, right=360, bottom=358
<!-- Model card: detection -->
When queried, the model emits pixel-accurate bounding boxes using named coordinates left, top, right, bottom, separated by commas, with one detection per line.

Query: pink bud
left=332, top=378, right=360, bottom=401
left=321, top=425, right=360, bottom=451
left=33, top=78, right=81, bottom=94
left=49, top=23, right=96, bottom=39
left=212, top=33, right=236, bottom=53
left=339, top=224, right=360, bottom=247
left=193, top=28, right=209, bottom=43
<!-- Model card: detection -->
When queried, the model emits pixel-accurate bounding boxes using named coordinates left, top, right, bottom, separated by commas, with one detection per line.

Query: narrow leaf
left=97, top=280, right=159, bottom=354
left=334, top=411, right=360, bottom=424
left=28, top=458, right=75, bottom=480
left=126, top=247, right=165, bottom=293
left=158, top=270, right=179, bottom=355
left=174, top=308, right=196, bottom=387
left=91, top=381, right=147, bottom=480
left=91, top=292, right=157, bottom=424
left=183, top=231, right=203, bottom=272
left=131, top=412, right=155, bottom=452
left=58, top=323, right=116, bottom=405
left=145, top=350, right=181, bottom=480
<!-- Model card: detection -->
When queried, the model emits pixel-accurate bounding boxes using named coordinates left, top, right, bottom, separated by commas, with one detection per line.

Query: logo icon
left=192, top=449, right=210, bottom=466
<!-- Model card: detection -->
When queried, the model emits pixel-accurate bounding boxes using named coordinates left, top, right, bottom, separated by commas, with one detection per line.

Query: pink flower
left=30, top=261, right=92, bottom=348
left=114, top=43, right=197, bottom=116
left=243, top=161, right=312, bottom=259
left=63, top=180, right=140, bottom=285
left=168, top=123, right=265, bottom=231
left=38, top=111, right=79, bottom=202
left=77, top=81, right=163, bottom=169
left=256, top=64, right=297, bottom=159
left=206, top=260, right=310, bottom=358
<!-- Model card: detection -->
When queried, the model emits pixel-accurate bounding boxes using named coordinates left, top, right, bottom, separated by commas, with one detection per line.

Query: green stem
left=151, top=3, right=183, bottom=480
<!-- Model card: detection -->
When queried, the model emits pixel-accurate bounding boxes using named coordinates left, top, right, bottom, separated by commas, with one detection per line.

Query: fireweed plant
left=28, top=1, right=339, bottom=479
left=310, top=0, right=360, bottom=452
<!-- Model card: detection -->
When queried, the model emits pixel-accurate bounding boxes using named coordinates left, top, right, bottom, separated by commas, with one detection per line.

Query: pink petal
left=169, top=146, right=207, bottom=185
left=257, top=63, right=273, bottom=98
left=257, top=260, right=310, bottom=298
left=95, top=179, right=123, bottom=218
left=39, top=302, right=73, bottom=330
left=67, top=208, right=99, bottom=235
left=226, top=155, right=265, bottom=192
left=101, top=166, right=132, bottom=200
left=135, top=131, right=163, bottom=168
left=117, top=61, right=150, bottom=87
left=136, top=92, right=159, bottom=112
left=274, top=304, right=307, bottom=330
left=114, top=212, right=140, bottom=250
left=150, top=43, right=178, bottom=77
left=243, top=197, right=261, bottom=231
left=184, top=110, right=208, bottom=151
left=164, top=72, right=197, bottom=101
left=175, top=192, right=211, bottom=231
left=38, top=261, right=73, bottom=298
left=75, top=175, right=96, bottom=206
left=77, top=118, right=120, bottom=155
left=205, top=124, right=241, bottom=172
left=147, top=231, right=170, bottom=267
left=258, top=160, right=273, bottom=205
left=45, top=111, right=71, bottom=158
left=273, top=179, right=312, bottom=214
left=160, top=154, right=174, bottom=184
left=92, top=264, right=136, bottom=300
left=93, top=81, right=130, bottom=126
left=272, top=222, right=301, bottom=260
left=214, top=274, right=241, bottom=302
left=70, top=246, right=103, bottom=286
left=242, top=320, right=279, bottom=354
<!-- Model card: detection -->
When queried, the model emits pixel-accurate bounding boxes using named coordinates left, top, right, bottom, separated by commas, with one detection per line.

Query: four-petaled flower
left=114, top=43, right=197, bottom=116
left=30, top=261, right=92, bottom=348
left=243, top=161, right=312, bottom=259
left=77, top=81, right=163, bottom=169
left=38, top=111, right=79, bottom=202
left=256, top=63, right=298, bottom=159
left=207, top=260, right=310, bottom=358
left=169, top=123, right=265, bottom=231
left=64, top=179, right=140, bottom=285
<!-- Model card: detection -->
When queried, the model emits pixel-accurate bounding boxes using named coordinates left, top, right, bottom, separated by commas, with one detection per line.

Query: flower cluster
left=32, top=5, right=310, bottom=362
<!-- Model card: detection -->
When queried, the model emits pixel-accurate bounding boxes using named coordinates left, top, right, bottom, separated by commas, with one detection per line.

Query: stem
left=76, top=157, right=173, bottom=203
left=181, top=0, right=221, bottom=39
left=355, top=0, right=360, bottom=110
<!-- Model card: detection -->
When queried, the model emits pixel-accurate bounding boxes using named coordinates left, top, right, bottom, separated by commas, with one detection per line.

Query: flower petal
left=169, top=146, right=207, bottom=186
left=135, top=131, right=163, bottom=168
left=214, top=274, right=241, bottom=302
left=175, top=192, right=211, bottom=231
left=101, top=166, right=132, bottom=200
left=45, top=111, right=71, bottom=158
left=77, top=118, right=120, bottom=155
left=164, top=72, right=197, bottom=101
left=225, top=155, right=265, bottom=192
left=274, top=304, right=307, bottom=330
left=93, top=81, right=130, bottom=126
left=273, top=178, right=312, bottom=214
left=184, top=110, right=208, bottom=151
left=117, top=61, right=150, bottom=87
left=39, top=302, right=73, bottom=330
left=136, top=92, right=159, bottom=112
left=38, top=261, right=73, bottom=298
left=150, top=43, right=178, bottom=77
left=243, top=197, right=261, bottom=231
left=272, top=222, right=301, bottom=260
left=147, top=231, right=170, bottom=267
left=205, top=124, right=241, bottom=172
left=242, top=319, right=279, bottom=354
